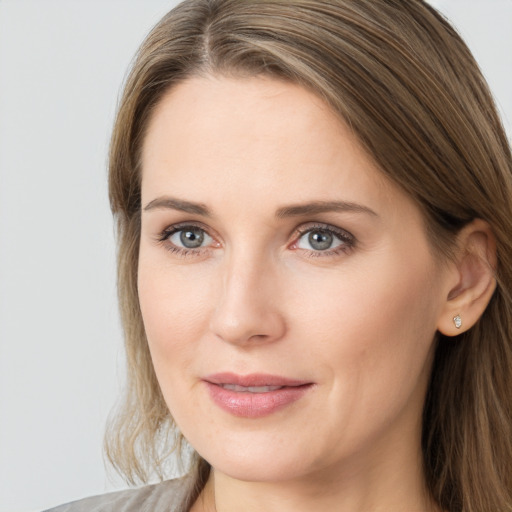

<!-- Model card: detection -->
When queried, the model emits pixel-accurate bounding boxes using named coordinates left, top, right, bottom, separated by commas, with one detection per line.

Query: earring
left=453, top=315, right=462, bottom=329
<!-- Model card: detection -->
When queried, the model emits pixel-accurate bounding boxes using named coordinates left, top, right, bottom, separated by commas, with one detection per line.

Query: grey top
left=42, top=478, right=191, bottom=512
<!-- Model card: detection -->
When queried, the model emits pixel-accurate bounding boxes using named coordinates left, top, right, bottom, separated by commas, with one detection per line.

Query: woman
left=46, top=0, right=512, bottom=511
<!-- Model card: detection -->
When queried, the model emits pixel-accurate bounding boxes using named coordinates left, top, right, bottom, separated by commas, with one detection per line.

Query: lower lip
left=204, top=382, right=313, bottom=418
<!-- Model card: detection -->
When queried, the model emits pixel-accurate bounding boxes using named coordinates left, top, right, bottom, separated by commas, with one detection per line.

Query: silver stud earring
left=453, top=315, right=462, bottom=329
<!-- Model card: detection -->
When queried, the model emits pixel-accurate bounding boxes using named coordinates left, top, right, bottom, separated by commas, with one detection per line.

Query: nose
left=209, top=252, right=286, bottom=346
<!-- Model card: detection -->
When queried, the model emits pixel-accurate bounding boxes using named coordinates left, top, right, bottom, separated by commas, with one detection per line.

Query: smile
left=203, top=373, right=314, bottom=418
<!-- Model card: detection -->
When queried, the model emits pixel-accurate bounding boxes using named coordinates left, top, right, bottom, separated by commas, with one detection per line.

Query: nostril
left=209, top=307, right=286, bottom=346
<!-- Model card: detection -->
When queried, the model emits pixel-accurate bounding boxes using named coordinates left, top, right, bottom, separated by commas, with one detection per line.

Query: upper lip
left=203, top=372, right=312, bottom=387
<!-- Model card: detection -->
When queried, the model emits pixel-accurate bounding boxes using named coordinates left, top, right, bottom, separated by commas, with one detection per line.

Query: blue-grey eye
left=169, top=227, right=212, bottom=249
left=297, top=229, right=345, bottom=251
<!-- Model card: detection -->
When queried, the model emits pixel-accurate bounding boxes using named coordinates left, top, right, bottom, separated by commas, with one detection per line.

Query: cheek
left=292, top=250, right=439, bottom=349
left=290, top=250, right=441, bottom=424
left=137, top=260, right=218, bottom=430
left=137, top=256, right=213, bottom=378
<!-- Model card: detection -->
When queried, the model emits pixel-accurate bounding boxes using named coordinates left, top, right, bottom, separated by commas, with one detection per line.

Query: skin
left=138, top=75, right=455, bottom=511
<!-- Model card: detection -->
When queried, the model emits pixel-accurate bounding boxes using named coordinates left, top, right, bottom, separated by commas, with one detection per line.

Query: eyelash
left=292, top=223, right=355, bottom=257
left=156, top=222, right=356, bottom=258
left=156, top=223, right=215, bottom=258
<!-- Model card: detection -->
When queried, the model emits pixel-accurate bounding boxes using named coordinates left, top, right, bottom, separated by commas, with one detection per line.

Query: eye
left=169, top=226, right=212, bottom=249
left=294, top=225, right=354, bottom=254
left=159, top=224, right=215, bottom=254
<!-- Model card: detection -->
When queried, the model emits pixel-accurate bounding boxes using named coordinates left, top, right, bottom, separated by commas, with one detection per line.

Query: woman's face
left=138, top=76, right=452, bottom=483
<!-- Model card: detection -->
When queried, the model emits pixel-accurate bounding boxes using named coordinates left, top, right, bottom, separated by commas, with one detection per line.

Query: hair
left=105, top=1, right=512, bottom=511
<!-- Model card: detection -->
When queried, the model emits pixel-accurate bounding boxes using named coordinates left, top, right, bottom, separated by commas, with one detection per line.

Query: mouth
left=203, top=372, right=314, bottom=418
left=218, top=384, right=285, bottom=393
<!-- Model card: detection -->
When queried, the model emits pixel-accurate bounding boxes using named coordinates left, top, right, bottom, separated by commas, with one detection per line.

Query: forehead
left=140, top=75, right=415, bottom=221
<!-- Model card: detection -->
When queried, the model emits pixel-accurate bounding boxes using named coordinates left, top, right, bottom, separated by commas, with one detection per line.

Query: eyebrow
left=143, top=197, right=211, bottom=216
left=276, top=200, right=378, bottom=218
left=143, top=196, right=378, bottom=219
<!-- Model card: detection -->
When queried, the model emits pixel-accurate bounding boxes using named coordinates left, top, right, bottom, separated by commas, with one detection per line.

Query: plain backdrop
left=0, top=1, right=510, bottom=511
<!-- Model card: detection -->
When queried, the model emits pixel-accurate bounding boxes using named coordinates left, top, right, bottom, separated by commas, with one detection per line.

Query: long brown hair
left=105, top=1, right=512, bottom=511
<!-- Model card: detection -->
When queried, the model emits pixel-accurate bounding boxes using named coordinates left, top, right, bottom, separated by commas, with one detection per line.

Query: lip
left=203, top=372, right=314, bottom=418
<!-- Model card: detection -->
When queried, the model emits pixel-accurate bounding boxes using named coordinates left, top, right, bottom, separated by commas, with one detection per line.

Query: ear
left=437, top=219, right=497, bottom=336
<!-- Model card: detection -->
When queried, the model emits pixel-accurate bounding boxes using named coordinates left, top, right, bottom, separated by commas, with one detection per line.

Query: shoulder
left=42, top=477, right=191, bottom=512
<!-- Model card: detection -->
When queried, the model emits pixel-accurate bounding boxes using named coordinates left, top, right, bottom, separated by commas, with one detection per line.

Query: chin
left=195, top=437, right=318, bottom=483
left=211, top=456, right=308, bottom=483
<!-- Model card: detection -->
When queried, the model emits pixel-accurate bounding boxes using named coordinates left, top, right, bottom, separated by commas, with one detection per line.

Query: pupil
left=309, top=230, right=333, bottom=250
left=180, top=229, right=204, bottom=248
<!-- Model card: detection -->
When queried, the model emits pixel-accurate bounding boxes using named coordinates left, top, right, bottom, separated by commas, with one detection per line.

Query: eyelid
left=291, top=222, right=354, bottom=241
left=158, top=221, right=217, bottom=240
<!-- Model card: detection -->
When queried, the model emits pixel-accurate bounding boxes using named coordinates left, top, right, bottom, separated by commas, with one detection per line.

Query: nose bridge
left=210, top=245, right=285, bottom=345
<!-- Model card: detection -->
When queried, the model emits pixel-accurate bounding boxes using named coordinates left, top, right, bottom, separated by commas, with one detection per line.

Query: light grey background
left=0, top=1, right=510, bottom=511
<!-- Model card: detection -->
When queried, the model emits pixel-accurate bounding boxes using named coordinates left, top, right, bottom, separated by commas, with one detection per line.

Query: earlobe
left=437, top=219, right=497, bottom=337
